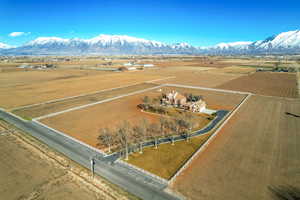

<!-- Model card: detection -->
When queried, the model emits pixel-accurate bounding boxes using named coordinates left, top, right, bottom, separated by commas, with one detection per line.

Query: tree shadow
left=285, top=112, right=300, bottom=118
left=268, top=185, right=300, bottom=200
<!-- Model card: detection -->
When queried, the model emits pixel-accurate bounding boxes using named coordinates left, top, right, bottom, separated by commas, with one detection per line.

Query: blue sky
left=0, top=0, right=299, bottom=46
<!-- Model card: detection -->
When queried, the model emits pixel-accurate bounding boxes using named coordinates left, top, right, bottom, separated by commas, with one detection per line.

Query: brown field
left=41, top=89, right=162, bottom=147
left=41, top=86, right=244, bottom=148
left=152, top=57, right=240, bottom=68
left=165, top=86, right=246, bottom=110
left=173, top=95, right=300, bottom=200
left=13, top=82, right=157, bottom=119
left=207, top=66, right=256, bottom=75
left=217, top=72, right=298, bottom=98
left=0, top=133, right=100, bottom=200
left=149, top=67, right=242, bottom=88
left=127, top=133, right=211, bottom=180
left=0, top=70, right=163, bottom=109
left=0, top=68, right=104, bottom=88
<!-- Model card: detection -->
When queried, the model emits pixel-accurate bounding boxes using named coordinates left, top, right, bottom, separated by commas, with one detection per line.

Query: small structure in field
left=143, top=64, right=154, bottom=68
left=161, top=91, right=206, bottom=113
left=123, top=62, right=133, bottom=67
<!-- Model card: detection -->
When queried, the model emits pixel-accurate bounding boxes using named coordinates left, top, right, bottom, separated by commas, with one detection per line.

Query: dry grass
left=164, top=86, right=246, bottom=110
left=217, top=72, right=298, bottom=98
left=41, top=86, right=242, bottom=149
left=0, top=70, right=163, bottom=109
left=207, top=66, right=256, bottom=75
left=127, top=134, right=211, bottom=180
left=13, top=83, right=156, bottom=119
left=0, top=132, right=100, bottom=200
left=173, top=95, right=300, bottom=200
left=152, top=67, right=242, bottom=88
left=41, top=89, right=163, bottom=147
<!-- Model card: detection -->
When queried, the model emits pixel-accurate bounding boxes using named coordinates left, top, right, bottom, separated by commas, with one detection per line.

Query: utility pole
left=90, top=158, right=95, bottom=179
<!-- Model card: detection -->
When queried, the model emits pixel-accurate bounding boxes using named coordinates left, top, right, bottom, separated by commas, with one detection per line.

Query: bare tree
left=167, top=119, right=177, bottom=145
left=175, top=116, right=189, bottom=140
left=116, top=121, right=132, bottom=160
left=159, top=117, right=168, bottom=138
left=148, top=122, right=160, bottom=149
left=132, top=118, right=149, bottom=154
left=184, top=112, right=196, bottom=142
left=142, top=96, right=151, bottom=104
left=98, top=127, right=114, bottom=153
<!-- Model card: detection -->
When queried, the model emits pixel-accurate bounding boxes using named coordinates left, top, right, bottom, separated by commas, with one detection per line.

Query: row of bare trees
left=98, top=113, right=196, bottom=160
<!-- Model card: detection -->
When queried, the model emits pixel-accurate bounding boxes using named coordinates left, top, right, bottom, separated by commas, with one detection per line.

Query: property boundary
left=168, top=93, right=252, bottom=185
left=164, top=83, right=251, bottom=95
left=11, top=81, right=159, bottom=111
left=34, top=85, right=162, bottom=120
left=145, top=76, right=176, bottom=83
left=116, top=160, right=169, bottom=185
left=32, top=119, right=106, bottom=157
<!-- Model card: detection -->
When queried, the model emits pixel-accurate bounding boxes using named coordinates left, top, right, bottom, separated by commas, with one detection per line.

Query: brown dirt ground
left=41, top=86, right=244, bottom=148
left=173, top=95, right=300, bottom=200
left=152, top=58, right=239, bottom=68
left=41, top=89, right=163, bottom=148
left=206, top=66, right=256, bottom=75
left=147, top=67, right=243, bottom=88
left=217, top=72, right=298, bottom=98
left=0, top=133, right=101, bottom=200
left=0, top=68, right=105, bottom=88
left=165, top=86, right=246, bottom=110
left=13, top=82, right=157, bottom=119
left=0, top=70, right=163, bottom=109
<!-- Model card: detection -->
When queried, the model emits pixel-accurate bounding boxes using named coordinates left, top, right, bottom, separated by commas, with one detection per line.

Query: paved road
left=0, top=109, right=181, bottom=200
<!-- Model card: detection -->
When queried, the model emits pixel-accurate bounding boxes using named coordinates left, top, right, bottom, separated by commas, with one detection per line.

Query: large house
left=161, top=91, right=206, bottom=113
left=164, top=90, right=187, bottom=106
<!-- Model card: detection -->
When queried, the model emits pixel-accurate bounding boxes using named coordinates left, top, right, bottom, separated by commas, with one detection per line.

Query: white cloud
left=9, top=32, right=31, bottom=37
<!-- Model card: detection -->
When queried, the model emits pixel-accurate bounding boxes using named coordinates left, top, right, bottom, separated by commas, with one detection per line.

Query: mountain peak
left=1, top=30, right=300, bottom=55
left=26, top=37, right=69, bottom=46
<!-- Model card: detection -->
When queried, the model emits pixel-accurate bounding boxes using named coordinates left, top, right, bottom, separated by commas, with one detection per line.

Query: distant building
left=123, top=62, right=133, bottom=67
left=127, top=66, right=137, bottom=71
left=143, top=64, right=154, bottom=67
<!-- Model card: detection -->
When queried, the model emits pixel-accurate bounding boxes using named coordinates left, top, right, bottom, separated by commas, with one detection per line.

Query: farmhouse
left=161, top=91, right=206, bottom=112
left=164, top=90, right=187, bottom=106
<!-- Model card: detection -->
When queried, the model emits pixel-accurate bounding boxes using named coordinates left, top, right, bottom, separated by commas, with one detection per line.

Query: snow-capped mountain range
left=0, top=30, right=300, bottom=55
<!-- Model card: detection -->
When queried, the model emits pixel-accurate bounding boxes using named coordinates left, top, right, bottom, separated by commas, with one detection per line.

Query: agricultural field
left=0, top=70, right=163, bottom=109
left=0, top=68, right=103, bottom=88
left=40, top=86, right=244, bottom=148
left=150, top=67, right=243, bottom=88
left=152, top=57, right=242, bottom=68
left=13, top=82, right=157, bottom=119
left=206, top=66, right=256, bottom=75
left=165, top=86, right=246, bottom=110
left=0, top=130, right=103, bottom=200
left=173, top=95, right=300, bottom=200
left=217, top=72, right=298, bottom=98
